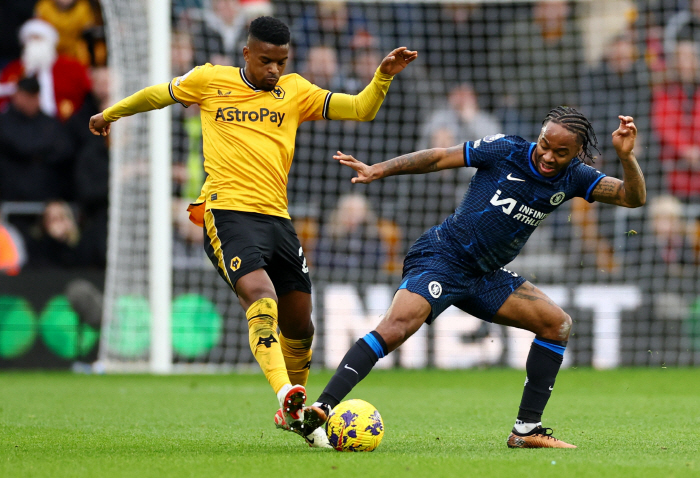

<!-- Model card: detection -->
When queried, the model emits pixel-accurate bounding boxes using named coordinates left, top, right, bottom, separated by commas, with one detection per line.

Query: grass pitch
left=1, top=369, right=698, bottom=478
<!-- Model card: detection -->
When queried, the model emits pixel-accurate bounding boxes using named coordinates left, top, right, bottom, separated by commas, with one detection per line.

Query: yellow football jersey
left=172, top=63, right=331, bottom=223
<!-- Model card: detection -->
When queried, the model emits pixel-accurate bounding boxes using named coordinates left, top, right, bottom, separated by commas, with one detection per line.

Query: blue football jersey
left=434, top=134, right=606, bottom=273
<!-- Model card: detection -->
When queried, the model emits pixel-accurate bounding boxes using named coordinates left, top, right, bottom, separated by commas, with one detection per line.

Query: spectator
left=0, top=77, right=74, bottom=202
left=494, top=1, right=583, bottom=135
left=349, top=47, right=380, bottom=85
left=83, top=0, right=107, bottom=67
left=315, top=193, right=387, bottom=280
left=293, top=1, right=375, bottom=67
left=418, top=83, right=502, bottom=150
left=626, top=195, right=698, bottom=322
left=664, top=0, right=700, bottom=61
left=66, top=66, right=110, bottom=211
left=418, top=4, right=499, bottom=104
left=648, top=195, right=698, bottom=269
left=64, top=66, right=110, bottom=267
left=172, top=29, right=195, bottom=75
left=0, top=19, right=91, bottom=121
left=0, top=1, right=38, bottom=70
left=300, top=45, right=344, bottom=91
left=173, top=0, right=205, bottom=20
left=579, top=33, right=652, bottom=175
left=652, top=39, right=700, bottom=199
left=170, top=28, right=205, bottom=200
left=578, top=32, right=656, bottom=268
left=632, top=0, right=668, bottom=73
left=172, top=104, right=204, bottom=200
left=25, top=200, right=106, bottom=268
left=25, top=200, right=81, bottom=268
left=627, top=194, right=697, bottom=272
left=180, top=0, right=270, bottom=66
left=339, top=46, right=385, bottom=95
left=34, top=0, right=96, bottom=65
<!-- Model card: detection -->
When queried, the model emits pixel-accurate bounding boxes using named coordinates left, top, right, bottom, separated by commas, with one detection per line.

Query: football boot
left=507, top=425, right=577, bottom=448
left=280, top=384, right=306, bottom=428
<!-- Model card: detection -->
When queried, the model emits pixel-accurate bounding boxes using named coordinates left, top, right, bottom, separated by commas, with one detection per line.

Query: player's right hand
left=89, top=113, right=111, bottom=136
left=333, top=151, right=375, bottom=184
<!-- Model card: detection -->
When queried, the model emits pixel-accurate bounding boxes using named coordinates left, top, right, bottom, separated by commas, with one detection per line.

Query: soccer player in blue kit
left=281, top=107, right=646, bottom=448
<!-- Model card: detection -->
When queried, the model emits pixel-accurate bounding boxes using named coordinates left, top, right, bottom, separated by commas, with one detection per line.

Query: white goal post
left=99, top=0, right=173, bottom=372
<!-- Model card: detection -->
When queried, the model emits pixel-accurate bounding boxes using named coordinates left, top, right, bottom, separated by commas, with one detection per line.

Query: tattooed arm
left=591, top=116, right=646, bottom=208
left=332, top=145, right=465, bottom=184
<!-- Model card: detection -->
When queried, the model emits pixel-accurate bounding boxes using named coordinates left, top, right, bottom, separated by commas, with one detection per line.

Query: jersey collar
left=528, top=142, right=565, bottom=182
left=240, top=67, right=261, bottom=92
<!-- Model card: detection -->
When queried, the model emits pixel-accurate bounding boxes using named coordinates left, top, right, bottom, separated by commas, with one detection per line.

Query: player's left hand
left=378, top=47, right=418, bottom=76
left=612, top=115, right=637, bottom=159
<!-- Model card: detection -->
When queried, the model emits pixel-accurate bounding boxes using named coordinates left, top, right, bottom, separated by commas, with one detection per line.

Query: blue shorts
left=399, top=236, right=526, bottom=324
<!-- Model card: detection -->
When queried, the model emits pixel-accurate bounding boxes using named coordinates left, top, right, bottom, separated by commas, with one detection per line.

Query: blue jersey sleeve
left=570, top=161, right=607, bottom=203
left=464, top=134, right=520, bottom=169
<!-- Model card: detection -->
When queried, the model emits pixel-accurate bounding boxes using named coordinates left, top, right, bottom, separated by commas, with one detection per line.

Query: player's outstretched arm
left=591, top=115, right=646, bottom=208
left=326, top=47, right=417, bottom=122
left=89, top=83, right=176, bottom=136
left=334, top=144, right=464, bottom=184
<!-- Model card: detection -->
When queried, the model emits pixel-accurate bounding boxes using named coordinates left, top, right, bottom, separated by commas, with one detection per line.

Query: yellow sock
left=280, top=334, right=313, bottom=387
left=246, top=298, right=290, bottom=394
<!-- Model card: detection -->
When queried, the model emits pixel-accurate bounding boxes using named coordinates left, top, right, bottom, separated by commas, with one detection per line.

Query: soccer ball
left=325, top=399, right=384, bottom=452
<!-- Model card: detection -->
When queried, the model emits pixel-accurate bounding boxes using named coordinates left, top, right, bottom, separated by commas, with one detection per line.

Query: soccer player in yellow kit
left=89, top=16, right=417, bottom=448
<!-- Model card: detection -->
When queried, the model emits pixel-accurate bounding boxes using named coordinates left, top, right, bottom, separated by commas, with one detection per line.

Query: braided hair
left=542, top=106, right=599, bottom=163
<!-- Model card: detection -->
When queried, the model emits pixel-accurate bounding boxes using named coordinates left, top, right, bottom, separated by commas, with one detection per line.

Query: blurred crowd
left=0, top=0, right=107, bottom=273
left=2, top=0, right=700, bottom=300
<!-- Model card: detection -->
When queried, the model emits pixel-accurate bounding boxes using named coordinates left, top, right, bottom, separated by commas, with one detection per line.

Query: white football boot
left=303, top=426, right=332, bottom=449
left=274, top=402, right=331, bottom=449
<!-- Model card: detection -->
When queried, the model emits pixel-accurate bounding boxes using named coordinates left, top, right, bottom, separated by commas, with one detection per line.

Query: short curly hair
left=248, top=16, right=290, bottom=46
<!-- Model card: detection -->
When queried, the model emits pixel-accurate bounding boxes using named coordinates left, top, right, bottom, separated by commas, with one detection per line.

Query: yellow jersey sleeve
left=169, top=63, right=217, bottom=107
left=326, top=68, right=393, bottom=121
left=102, top=83, right=174, bottom=122
left=295, top=75, right=333, bottom=123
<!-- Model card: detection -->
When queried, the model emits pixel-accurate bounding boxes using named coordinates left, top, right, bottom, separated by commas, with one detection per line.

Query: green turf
left=1, top=369, right=699, bottom=478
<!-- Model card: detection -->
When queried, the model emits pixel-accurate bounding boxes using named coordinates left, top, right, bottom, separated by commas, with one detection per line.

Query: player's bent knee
left=280, top=319, right=314, bottom=339
left=539, top=311, right=571, bottom=341
left=558, top=313, right=572, bottom=340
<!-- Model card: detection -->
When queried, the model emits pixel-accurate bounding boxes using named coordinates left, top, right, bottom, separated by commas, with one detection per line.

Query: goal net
left=99, top=0, right=700, bottom=372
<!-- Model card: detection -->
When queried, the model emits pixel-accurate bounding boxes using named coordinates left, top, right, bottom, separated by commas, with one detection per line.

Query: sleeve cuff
left=102, top=108, right=116, bottom=122
left=585, top=174, right=606, bottom=202
left=373, top=67, right=394, bottom=82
